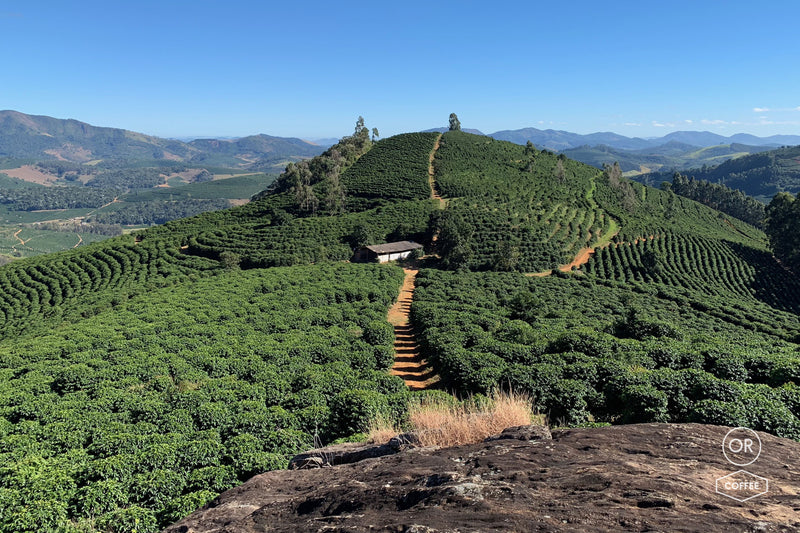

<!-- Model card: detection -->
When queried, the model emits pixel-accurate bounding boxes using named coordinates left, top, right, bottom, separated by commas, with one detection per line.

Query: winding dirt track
left=387, top=134, right=446, bottom=389
left=428, top=134, right=444, bottom=208
left=388, top=269, right=439, bottom=390
left=524, top=231, right=668, bottom=278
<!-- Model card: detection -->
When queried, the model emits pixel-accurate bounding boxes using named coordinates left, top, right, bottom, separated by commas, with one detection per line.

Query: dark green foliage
left=341, top=132, right=439, bottom=204
left=0, top=186, right=117, bottom=211
left=0, top=128, right=798, bottom=533
left=260, top=117, right=374, bottom=204
left=181, top=198, right=436, bottom=268
left=412, top=270, right=800, bottom=433
left=90, top=199, right=232, bottom=225
left=765, top=192, right=800, bottom=273
left=584, top=232, right=800, bottom=314
left=448, top=113, right=461, bottom=132
left=431, top=131, right=609, bottom=271
left=666, top=173, right=765, bottom=227
left=0, top=263, right=407, bottom=531
left=640, top=145, right=800, bottom=203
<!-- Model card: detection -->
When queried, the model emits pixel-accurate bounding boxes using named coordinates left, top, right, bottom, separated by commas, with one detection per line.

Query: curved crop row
left=341, top=132, right=440, bottom=203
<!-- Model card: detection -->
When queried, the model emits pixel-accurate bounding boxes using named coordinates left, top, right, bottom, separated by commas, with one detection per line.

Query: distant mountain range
left=421, top=126, right=800, bottom=175
left=487, top=127, right=800, bottom=152
left=0, top=110, right=323, bottom=170
left=423, top=125, right=800, bottom=152
left=3, top=110, right=800, bottom=176
left=635, top=145, right=800, bottom=203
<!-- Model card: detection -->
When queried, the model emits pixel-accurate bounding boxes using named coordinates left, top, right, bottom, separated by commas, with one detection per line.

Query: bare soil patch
left=388, top=269, right=439, bottom=390
left=3, top=165, right=59, bottom=185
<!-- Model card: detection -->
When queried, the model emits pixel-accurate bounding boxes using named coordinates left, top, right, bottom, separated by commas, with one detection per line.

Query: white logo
left=722, top=427, right=761, bottom=466
left=716, top=427, right=768, bottom=502
left=716, top=470, right=769, bottom=502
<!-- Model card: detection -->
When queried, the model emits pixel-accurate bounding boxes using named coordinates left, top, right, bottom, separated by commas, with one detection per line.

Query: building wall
left=377, top=250, right=412, bottom=263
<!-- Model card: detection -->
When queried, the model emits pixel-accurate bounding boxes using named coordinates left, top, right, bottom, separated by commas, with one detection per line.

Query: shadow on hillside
left=728, top=241, right=800, bottom=314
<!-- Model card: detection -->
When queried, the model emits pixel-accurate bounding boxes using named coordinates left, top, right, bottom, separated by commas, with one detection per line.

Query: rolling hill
left=638, top=144, right=800, bottom=202
left=0, top=129, right=798, bottom=532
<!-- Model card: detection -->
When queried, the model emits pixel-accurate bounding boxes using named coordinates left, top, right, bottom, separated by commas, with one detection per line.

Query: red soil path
left=526, top=232, right=664, bottom=278
left=388, top=269, right=439, bottom=390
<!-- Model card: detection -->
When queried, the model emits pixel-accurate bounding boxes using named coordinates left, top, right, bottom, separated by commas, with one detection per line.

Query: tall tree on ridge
left=449, top=113, right=461, bottom=132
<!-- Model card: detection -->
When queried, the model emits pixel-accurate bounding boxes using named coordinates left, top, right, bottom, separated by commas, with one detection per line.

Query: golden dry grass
left=368, top=390, right=539, bottom=447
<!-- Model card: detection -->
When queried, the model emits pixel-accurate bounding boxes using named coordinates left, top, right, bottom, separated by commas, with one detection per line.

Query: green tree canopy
left=448, top=113, right=461, bottom=132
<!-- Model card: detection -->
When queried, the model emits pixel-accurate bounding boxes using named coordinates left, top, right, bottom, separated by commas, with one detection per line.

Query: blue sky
left=2, top=1, right=799, bottom=140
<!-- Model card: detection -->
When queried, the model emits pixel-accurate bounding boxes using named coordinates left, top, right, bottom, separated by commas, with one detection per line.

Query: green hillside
left=0, top=130, right=798, bottom=532
left=638, top=145, right=800, bottom=203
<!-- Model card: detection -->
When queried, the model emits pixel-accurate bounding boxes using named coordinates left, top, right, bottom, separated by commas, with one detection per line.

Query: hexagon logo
left=716, top=470, right=769, bottom=502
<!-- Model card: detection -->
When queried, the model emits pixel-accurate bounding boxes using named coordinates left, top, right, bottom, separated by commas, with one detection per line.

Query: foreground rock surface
left=165, top=423, right=800, bottom=532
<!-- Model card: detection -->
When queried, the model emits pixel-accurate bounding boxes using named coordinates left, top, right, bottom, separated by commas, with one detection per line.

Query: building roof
left=364, top=241, right=423, bottom=254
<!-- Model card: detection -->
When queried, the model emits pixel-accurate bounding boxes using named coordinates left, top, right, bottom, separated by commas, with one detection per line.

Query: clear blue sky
left=2, top=1, right=799, bottom=140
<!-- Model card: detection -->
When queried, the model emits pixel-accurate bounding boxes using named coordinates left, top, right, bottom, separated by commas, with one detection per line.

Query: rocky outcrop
left=164, top=423, right=800, bottom=532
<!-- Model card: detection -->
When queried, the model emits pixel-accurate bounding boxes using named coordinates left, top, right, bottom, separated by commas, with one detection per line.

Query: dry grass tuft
left=368, top=390, right=539, bottom=447
left=367, top=413, right=401, bottom=445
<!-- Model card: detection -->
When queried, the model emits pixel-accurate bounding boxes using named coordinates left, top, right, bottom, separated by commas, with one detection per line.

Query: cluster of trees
left=28, top=221, right=123, bottom=236
left=602, top=162, right=638, bottom=212
left=642, top=146, right=800, bottom=202
left=90, top=199, right=232, bottom=226
left=35, top=162, right=206, bottom=192
left=86, top=167, right=167, bottom=190
left=0, top=187, right=117, bottom=211
left=665, top=173, right=765, bottom=227
left=766, top=192, right=800, bottom=273
left=0, top=263, right=409, bottom=531
left=261, top=117, right=376, bottom=214
left=412, top=269, right=800, bottom=433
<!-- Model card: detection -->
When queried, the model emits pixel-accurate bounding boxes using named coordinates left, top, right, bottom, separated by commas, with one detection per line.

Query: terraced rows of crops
left=584, top=232, right=800, bottom=313
left=187, top=200, right=437, bottom=268
left=0, top=128, right=796, bottom=532
left=341, top=132, right=440, bottom=204
left=433, top=131, right=597, bottom=203
left=0, top=263, right=408, bottom=531
left=0, top=239, right=219, bottom=337
left=411, top=269, right=800, bottom=438
left=430, top=132, right=617, bottom=271
left=442, top=201, right=613, bottom=272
